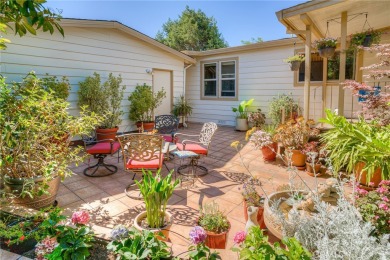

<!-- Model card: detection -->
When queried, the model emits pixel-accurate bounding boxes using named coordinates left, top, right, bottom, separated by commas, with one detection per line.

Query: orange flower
left=20, top=235, right=25, bottom=241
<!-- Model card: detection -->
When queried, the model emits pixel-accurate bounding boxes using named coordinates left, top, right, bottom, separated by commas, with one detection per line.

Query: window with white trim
left=201, top=59, right=238, bottom=100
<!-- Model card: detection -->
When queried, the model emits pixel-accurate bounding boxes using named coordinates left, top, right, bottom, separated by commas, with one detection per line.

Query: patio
left=58, top=123, right=328, bottom=257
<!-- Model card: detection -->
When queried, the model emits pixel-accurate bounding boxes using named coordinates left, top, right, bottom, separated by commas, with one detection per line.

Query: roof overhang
left=60, top=18, right=196, bottom=64
left=276, top=0, right=390, bottom=41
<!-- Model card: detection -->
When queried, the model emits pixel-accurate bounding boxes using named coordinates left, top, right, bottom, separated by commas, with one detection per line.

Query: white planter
left=236, top=118, right=248, bottom=131
left=133, top=211, right=172, bottom=241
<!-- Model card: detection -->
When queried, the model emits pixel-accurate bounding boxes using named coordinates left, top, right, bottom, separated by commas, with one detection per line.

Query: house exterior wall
left=0, top=26, right=186, bottom=131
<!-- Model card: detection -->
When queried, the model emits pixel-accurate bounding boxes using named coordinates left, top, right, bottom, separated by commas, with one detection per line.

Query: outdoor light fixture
left=145, top=68, right=153, bottom=74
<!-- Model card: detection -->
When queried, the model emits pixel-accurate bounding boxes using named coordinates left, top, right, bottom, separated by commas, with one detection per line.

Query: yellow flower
left=231, top=141, right=240, bottom=148
left=245, top=127, right=256, bottom=141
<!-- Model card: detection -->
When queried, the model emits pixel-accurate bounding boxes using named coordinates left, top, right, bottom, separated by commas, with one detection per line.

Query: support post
left=303, top=25, right=311, bottom=120
left=338, top=11, right=347, bottom=116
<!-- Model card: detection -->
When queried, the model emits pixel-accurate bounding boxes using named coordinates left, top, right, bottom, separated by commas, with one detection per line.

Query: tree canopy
left=0, top=0, right=64, bottom=49
left=241, top=37, right=263, bottom=45
left=156, top=6, right=228, bottom=51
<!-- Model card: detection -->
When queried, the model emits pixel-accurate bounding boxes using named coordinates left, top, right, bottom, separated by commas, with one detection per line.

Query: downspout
left=183, top=64, right=193, bottom=127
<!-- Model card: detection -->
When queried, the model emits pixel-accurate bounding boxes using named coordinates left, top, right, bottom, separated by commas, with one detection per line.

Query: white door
left=153, top=70, right=172, bottom=117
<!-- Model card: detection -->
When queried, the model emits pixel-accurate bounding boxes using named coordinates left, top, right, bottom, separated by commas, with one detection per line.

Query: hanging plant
left=284, top=54, right=305, bottom=71
left=349, top=29, right=381, bottom=50
left=312, top=37, right=337, bottom=58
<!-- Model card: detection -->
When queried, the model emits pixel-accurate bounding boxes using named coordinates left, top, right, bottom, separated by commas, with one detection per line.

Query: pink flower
left=355, top=187, right=368, bottom=196
left=233, top=231, right=246, bottom=244
left=189, top=226, right=207, bottom=245
left=379, top=180, right=390, bottom=186
left=71, top=210, right=90, bottom=225
left=376, top=186, right=388, bottom=194
left=382, top=196, right=389, bottom=202
left=378, top=203, right=389, bottom=211
left=374, top=215, right=379, bottom=220
left=368, top=182, right=375, bottom=187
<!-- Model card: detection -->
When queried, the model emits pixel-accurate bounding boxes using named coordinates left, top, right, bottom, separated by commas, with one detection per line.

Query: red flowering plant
left=355, top=180, right=390, bottom=238
left=344, top=44, right=390, bottom=126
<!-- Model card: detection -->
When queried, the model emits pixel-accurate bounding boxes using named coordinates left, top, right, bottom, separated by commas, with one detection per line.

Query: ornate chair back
left=198, top=122, right=218, bottom=148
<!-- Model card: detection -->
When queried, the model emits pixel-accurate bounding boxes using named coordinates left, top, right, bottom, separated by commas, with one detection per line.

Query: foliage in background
left=355, top=180, right=390, bottom=237
left=241, top=37, right=263, bottom=45
left=268, top=94, right=301, bottom=125
left=231, top=226, right=311, bottom=260
left=107, top=226, right=171, bottom=259
left=248, top=108, right=266, bottom=127
left=78, top=72, right=125, bottom=129
left=349, top=29, right=381, bottom=51
left=0, top=0, right=64, bottom=49
left=0, top=73, right=100, bottom=190
left=232, top=99, right=254, bottom=119
left=320, top=110, right=390, bottom=182
left=198, top=202, right=229, bottom=234
left=128, top=83, right=166, bottom=122
left=24, top=74, right=70, bottom=100
left=156, top=6, right=228, bottom=51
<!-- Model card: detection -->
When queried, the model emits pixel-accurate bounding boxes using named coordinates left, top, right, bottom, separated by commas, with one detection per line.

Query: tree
left=0, top=0, right=64, bottom=50
left=156, top=6, right=228, bottom=51
left=241, top=37, right=263, bottom=45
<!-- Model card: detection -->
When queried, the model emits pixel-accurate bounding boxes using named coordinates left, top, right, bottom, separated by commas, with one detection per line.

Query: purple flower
left=189, top=226, right=207, bottom=245
left=111, top=225, right=129, bottom=240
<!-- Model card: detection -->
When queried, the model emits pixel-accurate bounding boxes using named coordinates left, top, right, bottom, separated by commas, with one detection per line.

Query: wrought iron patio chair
left=154, top=115, right=179, bottom=143
left=82, top=132, right=121, bottom=177
left=174, top=122, right=218, bottom=177
left=117, top=133, right=164, bottom=200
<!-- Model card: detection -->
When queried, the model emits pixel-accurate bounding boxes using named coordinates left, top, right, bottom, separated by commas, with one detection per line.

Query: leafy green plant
left=320, top=109, right=390, bottom=182
left=232, top=99, right=254, bottom=119
left=128, top=83, right=166, bottom=122
left=107, top=226, right=171, bottom=259
left=231, top=226, right=311, bottom=259
left=24, top=74, right=70, bottom=100
left=268, top=94, right=301, bottom=125
left=283, top=54, right=305, bottom=63
left=172, top=95, right=193, bottom=125
left=78, top=72, right=125, bottom=129
left=135, top=170, right=179, bottom=228
left=312, top=37, right=337, bottom=50
left=349, top=29, right=381, bottom=50
left=198, top=202, right=229, bottom=234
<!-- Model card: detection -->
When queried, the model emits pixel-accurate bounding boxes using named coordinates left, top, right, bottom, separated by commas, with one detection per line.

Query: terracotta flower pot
left=355, top=162, right=382, bottom=188
left=4, top=175, right=61, bottom=209
left=96, top=127, right=118, bottom=142
left=261, top=142, right=278, bottom=161
left=285, top=150, right=307, bottom=167
left=243, top=200, right=266, bottom=229
left=133, top=211, right=172, bottom=241
left=203, top=223, right=230, bottom=249
left=136, top=121, right=155, bottom=132
left=318, top=47, right=335, bottom=58
left=306, top=162, right=322, bottom=177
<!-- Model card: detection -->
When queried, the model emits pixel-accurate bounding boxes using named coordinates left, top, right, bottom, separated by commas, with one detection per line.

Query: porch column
left=304, top=25, right=311, bottom=120
left=338, top=11, right=347, bottom=116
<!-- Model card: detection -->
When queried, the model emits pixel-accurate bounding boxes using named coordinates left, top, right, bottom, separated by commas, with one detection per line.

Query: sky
left=46, top=0, right=307, bottom=47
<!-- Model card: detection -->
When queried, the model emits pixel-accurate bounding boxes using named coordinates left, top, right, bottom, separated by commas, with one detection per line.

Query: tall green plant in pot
left=268, top=94, right=301, bottom=126
left=128, top=83, right=166, bottom=131
left=232, top=99, right=254, bottom=131
left=0, top=73, right=101, bottom=209
left=78, top=72, right=125, bottom=140
left=133, top=170, right=179, bottom=241
left=172, top=95, right=192, bottom=127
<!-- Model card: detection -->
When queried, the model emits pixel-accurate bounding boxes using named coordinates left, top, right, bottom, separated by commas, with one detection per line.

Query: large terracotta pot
left=261, top=142, right=278, bottom=161
left=306, top=162, right=322, bottom=177
left=355, top=162, right=382, bottom=188
left=286, top=150, right=306, bottom=167
left=136, top=122, right=155, bottom=132
left=203, top=223, right=230, bottom=249
left=4, top=175, right=61, bottom=209
left=243, top=200, right=266, bottom=229
left=318, top=47, right=335, bottom=58
left=235, top=118, right=248, bottom=131
left=133, top=211, right=172, bottom=241
left=96, top=127, right=118, bottom=142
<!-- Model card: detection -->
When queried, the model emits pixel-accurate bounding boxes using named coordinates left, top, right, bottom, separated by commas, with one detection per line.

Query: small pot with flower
left=187, top=226, right=220, bottom=259
left=241, top=178, right=267, bottom=229
left=198, top=202, right=230, bottom=249
left=302, top=141, right=322, bottom=176
left=312, top=37, right=337, bottom=58
left=134, top=170, right=179, bottom=241
left=284, top=54, right=305, bottom=71
left=247, top=126, right=277, bottom=161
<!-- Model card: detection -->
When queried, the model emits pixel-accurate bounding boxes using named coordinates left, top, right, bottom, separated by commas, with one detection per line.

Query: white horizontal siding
left=1, top=27, right=186, bottom=131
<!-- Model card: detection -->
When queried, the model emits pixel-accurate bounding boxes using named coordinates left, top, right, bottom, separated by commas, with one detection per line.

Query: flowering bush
left=248, top=130, right=273, bottom=149
left=355, top=180, right=390, bottom=237
left=189, top=226, right=207, bottom=245
left=312, top=37, right=337, bottom=49
left=110, top=225, right=129, bottom=240
left=187, top=226, right=219, bottom=260
left=35, top=237, right=58, bottom=260
left=248, top=109, right=266, bottom=127
left=71, top=210, right=90, bottom=225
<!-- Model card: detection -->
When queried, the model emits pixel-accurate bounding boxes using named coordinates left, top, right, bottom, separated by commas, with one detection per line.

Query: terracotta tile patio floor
left=60, top=123, right=330, bottom=258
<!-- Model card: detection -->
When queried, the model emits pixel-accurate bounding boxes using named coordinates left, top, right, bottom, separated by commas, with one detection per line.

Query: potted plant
left=128, top=83, right=166, bottom=131
left=301, top=141, right=322, bottom=176
left=187, top=226, right=220, bottom=260
left=247, top=127, right=277, bottom=162
left=240, top=178, right=267, bottom=229
left=284, top=54, right=305, bottom=71
left=312, top=37, right=338, bottom=58
left=198, top=202, right=230, bottom=249
left=172, top=95, right=193, bottom=127
left=232, top=99, right=254, bottom=131
left=0, top=73, right=100, bottom=209
left=268, top=94, right=301, bottom=125
left=133, top=170, right=179, bottom=241
left=274, top=117, right=319, bottom=168
left=78, top=72, right=125, bottom=140
left=349, top=29, right=381, bottom=50
left=247, top=109, right=266, bottom=129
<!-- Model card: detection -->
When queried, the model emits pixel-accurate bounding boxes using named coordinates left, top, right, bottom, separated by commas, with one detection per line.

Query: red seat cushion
left=176, top=143, right=208, bottom=155
left=162, top=135, right=179, bottom=143
left=126, top=154, right=164, bottom=169
left=87, top=142, right=121, bottom=154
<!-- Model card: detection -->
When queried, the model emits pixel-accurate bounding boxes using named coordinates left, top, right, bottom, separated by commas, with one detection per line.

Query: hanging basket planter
left=318, top=47, right=336, bottom=58
left=289, top=61, right=302, bottom=71
left=284, top=54, right=305, bottom=72
left=313, top=37, right=337, bottom=58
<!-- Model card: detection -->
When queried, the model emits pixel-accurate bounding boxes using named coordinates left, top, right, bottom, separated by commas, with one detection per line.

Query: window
left=297, top=51, right=355, bottom=84
left=201, top=58, right=238, bottom=100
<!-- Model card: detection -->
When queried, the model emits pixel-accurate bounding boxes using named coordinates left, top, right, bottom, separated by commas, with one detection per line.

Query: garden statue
left=245, top=206, right=259, bottom=231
